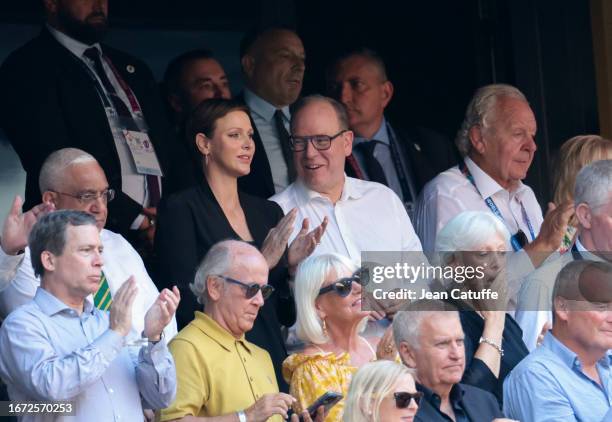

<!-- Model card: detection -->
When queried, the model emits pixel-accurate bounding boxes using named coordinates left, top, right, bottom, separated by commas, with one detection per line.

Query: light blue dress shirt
left=503, top=331, right=612, bottom=421
left=0, top=288, right=176, bottom=422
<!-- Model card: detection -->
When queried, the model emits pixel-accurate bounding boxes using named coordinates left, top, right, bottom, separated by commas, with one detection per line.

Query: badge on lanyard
left=122, top=129, right=164, bottom=176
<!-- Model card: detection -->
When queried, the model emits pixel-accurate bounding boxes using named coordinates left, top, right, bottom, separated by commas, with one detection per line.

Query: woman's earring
left=204, top=153, right=210, bottom=166
left=322, top=319, right=328, bottom=337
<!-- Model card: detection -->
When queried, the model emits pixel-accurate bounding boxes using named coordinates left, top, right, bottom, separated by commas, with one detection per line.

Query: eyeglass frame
left=50, top=188, right=116, bottom=205
left=215, top=275, right=275, bottom=300
left=393, top=391, right=424, bottom=408
left=289, top=129, right=348, bottom=152
left=317, top=268, right=370, bottom=298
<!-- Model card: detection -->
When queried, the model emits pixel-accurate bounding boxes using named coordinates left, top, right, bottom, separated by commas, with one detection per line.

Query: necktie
left=273, top=109, right=296, bottom=182
left=83, top=47, right=160, bottom=207
left=94, top=271, right=112, bottom=311
left=354, top=140, right=388, bottom=185
left=346, top=153, right=365, bottom=179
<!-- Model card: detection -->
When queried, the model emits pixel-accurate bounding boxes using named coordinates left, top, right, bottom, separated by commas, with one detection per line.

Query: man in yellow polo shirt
left=160, top=240, right=323, bottom=422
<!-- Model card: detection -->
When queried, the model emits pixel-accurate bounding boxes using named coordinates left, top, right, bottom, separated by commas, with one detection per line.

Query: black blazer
left=415, top=383, right=503, bottom=422
left=0, top=29, right=190, bottom=235
left=344, top=121, right=459, bottom=195
left=154, top=179, right=295, bottom=392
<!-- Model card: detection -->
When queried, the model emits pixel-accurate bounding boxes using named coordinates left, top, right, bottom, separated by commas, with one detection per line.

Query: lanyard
left=459, top=161, right=536, bottom=251
left=386, top=123, right=416, bottom=203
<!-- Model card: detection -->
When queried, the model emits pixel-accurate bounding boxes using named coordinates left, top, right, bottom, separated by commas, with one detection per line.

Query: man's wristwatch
left=479, top=336, right=504, bottom=356
left=236, top=410, right=247, bottom=422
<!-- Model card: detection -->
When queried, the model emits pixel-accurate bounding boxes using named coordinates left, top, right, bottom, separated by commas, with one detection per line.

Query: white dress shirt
left=0, top=229, right=178, bottom=348
left=414, top=156, right=544, bottom=252
left=270, top=176, right=423, bottom=261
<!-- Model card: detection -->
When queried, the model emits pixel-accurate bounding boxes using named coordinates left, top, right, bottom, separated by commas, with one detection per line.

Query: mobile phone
left=298, top=391, right=343, bottom=421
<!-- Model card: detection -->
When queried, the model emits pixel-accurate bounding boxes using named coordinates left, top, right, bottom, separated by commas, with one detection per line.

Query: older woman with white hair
left=283, top=253, right=387, bottom=421
left=343, top=360, right=420, bottom=422
left=434, top=211, right=528, bottom=405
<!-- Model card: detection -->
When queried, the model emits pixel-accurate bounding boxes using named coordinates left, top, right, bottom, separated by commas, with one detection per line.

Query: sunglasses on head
left=216, top=275, right=275, bottom=300
left=394, top=391, right=423, bottom=408
left=317, top=268, right=370, bottom=298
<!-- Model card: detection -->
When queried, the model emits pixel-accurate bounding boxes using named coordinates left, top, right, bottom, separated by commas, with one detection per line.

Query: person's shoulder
left=459, top=383, right=499, bottom=401
left=506, top=344, right=559, bottom=383
left=241, top=191, right=283, bottom=213
left=1, top=299, right=43, bottom=330
left=0, top=30, right=56, bottom=74
left=269, top=184, right=297, bottom=208
left=102, top=44, right=148, bottom=69
left=161, top=185, right=202, bottom=209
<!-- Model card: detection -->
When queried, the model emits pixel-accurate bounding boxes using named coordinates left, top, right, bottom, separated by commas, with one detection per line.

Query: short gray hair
left=290, top=94, right=349, bottom=134
left=392, top=300, right=459, bottom=350
left=574, top=160, right=612, bottom=210
left=455, top=84, right=527, bottom=156
left=39, top=148, right=96, bottom=193
left=28, top=210, right=97, bottom=278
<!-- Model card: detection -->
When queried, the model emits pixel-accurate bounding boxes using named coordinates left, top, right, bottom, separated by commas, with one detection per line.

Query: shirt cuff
left=0, top=247, right=25, bottom=292
left=140, top=340, right=170, bottom=368
left=130, top=214, right=146, bottom=231
left=94, top=329, right=126, bottom=363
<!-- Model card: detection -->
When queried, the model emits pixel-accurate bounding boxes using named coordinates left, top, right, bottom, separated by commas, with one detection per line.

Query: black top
left=415, top=383, right=503, bottom=422
left=155, top=179, right=295, bottom=392
left=446, top=297, right=529, bottom=406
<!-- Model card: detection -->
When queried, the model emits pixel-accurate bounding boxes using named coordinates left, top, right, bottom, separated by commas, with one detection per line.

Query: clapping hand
left=288, top=216, right=328, bottom=273
left=261, top=209, right=298, bottom=269
left=144, top=286, right=180, bottom=341
left=1, top=196, right=54, bottom=255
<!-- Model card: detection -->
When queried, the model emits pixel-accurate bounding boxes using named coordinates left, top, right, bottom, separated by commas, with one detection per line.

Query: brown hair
left=186, top=98, right=249, bottom=147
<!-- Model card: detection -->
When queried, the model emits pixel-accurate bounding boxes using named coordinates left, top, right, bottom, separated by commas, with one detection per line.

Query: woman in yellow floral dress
left=283, top=253, right=390, bottom=421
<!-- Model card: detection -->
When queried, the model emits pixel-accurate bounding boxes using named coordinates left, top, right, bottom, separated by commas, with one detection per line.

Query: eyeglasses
left=317, top=268, right=369, bottom=298
left=52, top=188, right=115, bottom=205
left=216, top=275, right=275, bottom=300
left=289, top=130, right=347, bottom=152
left=394, top=391, right=423, bottom=408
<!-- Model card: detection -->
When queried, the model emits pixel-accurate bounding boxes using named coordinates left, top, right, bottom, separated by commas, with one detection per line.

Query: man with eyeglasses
left=0, top=148, right=178, bottom=353
left=504, top=260, right=612, bottom=421
left=393, top=301, right=507, bottom=422
left=270, top=94, right=423, bottom=262
left=160, top=239, right=324, bottom=422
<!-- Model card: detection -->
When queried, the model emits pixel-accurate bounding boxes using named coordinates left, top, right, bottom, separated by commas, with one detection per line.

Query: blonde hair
left=343, top=361, right=415, bottom=422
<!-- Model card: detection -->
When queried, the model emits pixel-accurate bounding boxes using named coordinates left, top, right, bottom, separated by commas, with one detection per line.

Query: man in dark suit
left=237, top=26, right=306, bottom=198
left=0, top=0, right=186, bottom=252
left=327, top=48, right=458, bottom=212
left=393, top=302, right=506, bottom=422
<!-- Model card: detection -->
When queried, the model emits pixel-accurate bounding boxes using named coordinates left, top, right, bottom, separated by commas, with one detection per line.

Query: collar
left=574, top=238, right=606, bottom=261
left=293, top=176, right=364, bottom=207
left=243, top=88, right=290, bottom=122
left=191, top=311, right=251, bottom=353
left=354, top=117, right=389, bottom=146
left=34, top=287, right=95, bottom=317
left=417, top=383, right=466, bottom=407
left=464, top=156, right=527, bottom=199
left=542, top=331, right=612, bottom=370
left=46, top=24, right=102, bottom=60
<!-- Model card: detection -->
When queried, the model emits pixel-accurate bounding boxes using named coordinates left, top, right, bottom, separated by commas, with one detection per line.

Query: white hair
left=455, top=84, right=527, bottom=156
left=574, top=159, right=612, bottom=210
left=39, top=148, right=97, bottom=193
left=392, top=300, right=460, bottom=350
left=294, top=253, right=364, bottom=344
left=433, top=211, right=511, bottom=266
left=343, top=361, right=414, bottom=422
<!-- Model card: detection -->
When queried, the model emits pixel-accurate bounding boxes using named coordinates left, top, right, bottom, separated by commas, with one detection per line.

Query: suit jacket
left=0, top=29, right=189, bottom=236
left=154, top=179, right=295, bottom=392
left=345, top=121, right=460, bottom=196
left=415, top=383, right=503, bottom=422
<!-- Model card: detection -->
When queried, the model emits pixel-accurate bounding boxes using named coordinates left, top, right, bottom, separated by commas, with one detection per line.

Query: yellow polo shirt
left=159, top=312, right=282, bottom=421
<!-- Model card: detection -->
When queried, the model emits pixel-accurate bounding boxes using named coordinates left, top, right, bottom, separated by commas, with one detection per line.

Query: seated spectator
left=0, top=148, right=177, bottom=350
left=159, top=240, right=323, bottom=422
left=155, top=98, right=324, bottom=391
left=343, top=360, right=420, bottom=422
left=283, top=253, right=392, bottom=421
left=434, top=211, right=529, bottom=404
left=393, top=300, right=506, bottom=421
left=551, top=135, right=612, bottom=253
left=0, top=210, right=179, bottom=420
left=516, top=159, right=612, bottom=350
left=504, top=260, right=612, bottom=421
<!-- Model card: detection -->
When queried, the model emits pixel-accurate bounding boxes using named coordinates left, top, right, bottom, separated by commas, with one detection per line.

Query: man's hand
left=288, top=216, right=328, bottom=274
left=109, top=276, right=138, bottom=337
left=1, top=196, right=54, bottom=255
left=524, top=201, right=574, bottom=268
left=144, top=286, right=180, bottom=341
left=376, top=325, right=397, bottom=360
left=245, top=393, right=295, bottom=421
left=139, top=207, right=157, bottom=247
left=290, top=405, right=326, bottom=422
left=536, top=321, right=552, bottom=347
left=261, top=209, right=297, bottom=269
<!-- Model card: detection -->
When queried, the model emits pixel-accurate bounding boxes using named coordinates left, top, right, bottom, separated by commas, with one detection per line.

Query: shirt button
left=243, top=358, right=247, bottom=362
left=109, top=388, right=114, bottom=394
left=250, top=377, right=254, bottom=381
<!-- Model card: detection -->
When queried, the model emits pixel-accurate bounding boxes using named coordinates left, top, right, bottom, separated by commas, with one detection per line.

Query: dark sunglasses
left=317, top=268, right=370, bottom=298
left=394, top=391, right=423, bottom=408
left=216, top=275, right=275, bottom=300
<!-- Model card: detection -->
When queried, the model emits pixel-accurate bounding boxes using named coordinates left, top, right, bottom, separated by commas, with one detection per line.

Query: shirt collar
left=33, top=287, right=95, bottom=317
left=354, top=117, right=389, bottom=146
left=293, top=176, right=363, bottom=206
left=191, top=311, right=251, bottom=353
left=574, top=238, right=605, bottom=261
left=243, top=88, right=289, bottom=122
left=464, top=156, right=527, bottom=199
left=46, top=24, right=102, bottom=60
left=542, top=331, right=586, bottom=370
left=416, top=382, right=466, bottom=407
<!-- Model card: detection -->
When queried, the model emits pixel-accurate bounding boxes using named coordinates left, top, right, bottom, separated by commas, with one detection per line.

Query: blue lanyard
left=459, top=161, right=536, bottom=251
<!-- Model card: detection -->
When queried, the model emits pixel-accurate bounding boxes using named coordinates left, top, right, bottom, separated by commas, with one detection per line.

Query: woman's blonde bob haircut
left=343, top=360, right=415, bottom=422
left=294, top=253, right=366, bottom=344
